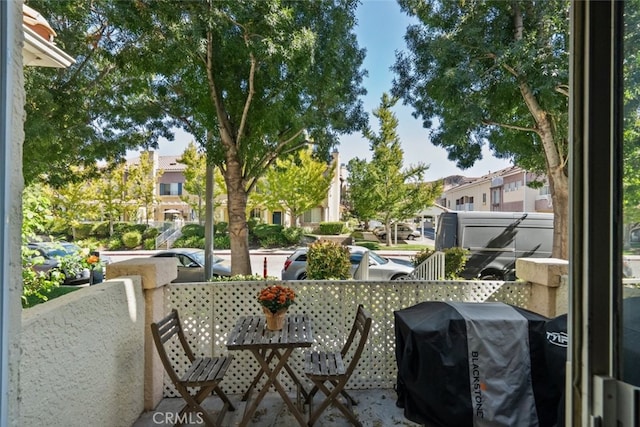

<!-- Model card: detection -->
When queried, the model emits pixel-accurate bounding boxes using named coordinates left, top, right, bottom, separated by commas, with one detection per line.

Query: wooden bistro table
left=226, top=313, right=313, bottom=427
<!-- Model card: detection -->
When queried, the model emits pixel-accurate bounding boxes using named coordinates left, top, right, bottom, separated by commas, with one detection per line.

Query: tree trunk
left=224, top=156, right=252, bottom=275
left=547, top=167, right=569, bottom=259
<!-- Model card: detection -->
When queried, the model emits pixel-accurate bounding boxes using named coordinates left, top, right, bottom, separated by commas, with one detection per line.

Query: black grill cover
left=395, top=301, right=560, bottom=427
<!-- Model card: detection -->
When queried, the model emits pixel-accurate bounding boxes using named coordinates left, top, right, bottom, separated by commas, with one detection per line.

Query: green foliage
left=411, top=247, right=468, bottom=279
left=142, top=227, right=159, bottom=239
left=173, top=235, right=204, bottom=249
left=282, top=227, right=304, bottom=246
left=115, top=1, right=367, bottom=274
left=23, top=1, right=172, bottom=187
left=215, top=222, right=229, bottom=236
left=23, top=285, right=80, bottom=309
left=143, top=238, right=156, bottom=250
left=72, top=223, right=94, bottom=240
left=348, top=94, right=442, bottom=247
left=412, top=248, right=436, bottom=267
left=182, top=224, right=205, bottom=238
left=392, top=0, right=570, bottom=257
left=107, top=237, right=123, bottom=250
left=122, top=231, right=142, bottom=249
left=91, top=222, right=111, bottom=238
left=253, top=224, right=295, bottom=248
left=256, top=150, right=336, bottom=225
left=444, top=248, right=469, bottom=279
left=355, top=241, right=380, bottom=250
left=318, top=222, right=345, bottom=235
left=21, top=246, right=65, bottom=306
left=214, top=235, right=231, bottom=250
left=307, top=241, right=351, bottom=280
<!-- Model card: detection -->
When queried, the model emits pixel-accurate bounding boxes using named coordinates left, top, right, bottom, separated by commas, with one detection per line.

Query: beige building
left=128, top=150, right=343, bottom=227
left=438, top=166, right=552, bottom=213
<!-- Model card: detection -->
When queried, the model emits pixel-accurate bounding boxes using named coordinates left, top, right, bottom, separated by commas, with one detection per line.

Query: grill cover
left=395, top=301, right=560, bottom=427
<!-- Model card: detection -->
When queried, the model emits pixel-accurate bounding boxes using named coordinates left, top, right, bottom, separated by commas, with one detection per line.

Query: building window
left=159, top=182, right=182, bottom=196
left=250, top=208, right=261, bottom=219
left=492, top=189, right=501, bottom=205
left=303, top=207, right=322, bottom=223
left=483, top=193, right=487, bottom=204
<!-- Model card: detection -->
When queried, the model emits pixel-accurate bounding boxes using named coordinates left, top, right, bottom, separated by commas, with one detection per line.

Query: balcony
left=19, top=257, right=569, bottom=427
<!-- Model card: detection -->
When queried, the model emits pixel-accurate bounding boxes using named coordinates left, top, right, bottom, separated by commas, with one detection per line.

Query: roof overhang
left=22, top=24, right=75, bottom=68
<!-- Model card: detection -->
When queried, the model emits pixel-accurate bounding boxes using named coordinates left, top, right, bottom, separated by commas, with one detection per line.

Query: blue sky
left=153, top=0, right=512, bottom=181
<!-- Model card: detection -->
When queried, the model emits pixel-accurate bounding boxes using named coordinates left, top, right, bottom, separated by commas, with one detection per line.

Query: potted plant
left=257, top=285, right=296, bottom=330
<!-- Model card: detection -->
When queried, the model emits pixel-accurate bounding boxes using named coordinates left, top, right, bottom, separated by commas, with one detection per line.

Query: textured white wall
left=6, top=1, right=26, bottom=425
left=19, top=279, right=145, bottom=427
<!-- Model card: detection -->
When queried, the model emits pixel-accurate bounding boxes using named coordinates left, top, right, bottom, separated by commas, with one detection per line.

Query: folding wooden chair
left=304, top=304, right=373, bottom=427
left=151, top=309, right=235, bottom=427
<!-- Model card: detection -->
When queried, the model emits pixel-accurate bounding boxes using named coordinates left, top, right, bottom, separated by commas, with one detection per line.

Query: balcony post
left=106, top=258, right=177, bottom=410
left=516, top=258, right=569, bottom=318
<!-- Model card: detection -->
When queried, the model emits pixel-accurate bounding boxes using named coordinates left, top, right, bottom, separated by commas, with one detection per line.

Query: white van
left=435, top=211, right=554, bottom=280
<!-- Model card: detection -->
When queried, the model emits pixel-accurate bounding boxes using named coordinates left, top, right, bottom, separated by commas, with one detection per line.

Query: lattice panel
left=162, top=279, right=530, bottom=397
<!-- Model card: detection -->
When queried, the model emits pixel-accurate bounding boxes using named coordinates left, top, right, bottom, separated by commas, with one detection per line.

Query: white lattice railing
left=162, top=279, right=530, bottom=397
left=406, top=251, right=445, bottom=280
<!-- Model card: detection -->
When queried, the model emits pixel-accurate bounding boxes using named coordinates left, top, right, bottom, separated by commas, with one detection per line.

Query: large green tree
left=23, top=0, right=172, bottom=187
left=352, top=93, right=441, bottom=246
left=256, top=149, right=336, bottom=226
left=393, top=0, right=570, bottom=258
left=120, top=1, right=367, bottom=274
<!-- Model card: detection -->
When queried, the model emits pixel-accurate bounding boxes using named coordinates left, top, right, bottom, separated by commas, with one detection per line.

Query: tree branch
left=555, top=84, right=569, bottom=97
left=481, top=119, right=539, bottom=134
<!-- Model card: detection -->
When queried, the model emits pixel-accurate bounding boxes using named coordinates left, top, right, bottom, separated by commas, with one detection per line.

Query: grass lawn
left=23, top=285, right=82, bottom=308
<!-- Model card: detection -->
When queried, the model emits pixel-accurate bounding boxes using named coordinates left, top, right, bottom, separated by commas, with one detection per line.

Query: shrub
left=253, top=224, right=286, bottom=248
left=214, top=235, right=230, bottom=249
left=142, top=227, right=159, bottom=239
left=173, top=235, right=204, bottom=248
left=143, top=238, right=156, bottom=250
left=355, top=240, right=380, bottom=250
left=307, top=240, right=351, bottom=280
left=318, top=222, right=345, bottom=235
left=91, top=222, right=110, bottom=238
left=351, top=231, right=365, bottom=240
left=215, top=221, right=228, bottom=236
left=72, top=223, right=94, bottom=240
left=107, top=237, right=123, bottom=250
left=181, top=223, right=205, bottom=238
left=412, top=247, right=468, bottom=278
left=282, top=227, right=303, bottom=246
left=444, top=247, right=469, bottom=279
left=412, top=248, right=436, bottom=267
left=122, top=231, right=142, bottom=249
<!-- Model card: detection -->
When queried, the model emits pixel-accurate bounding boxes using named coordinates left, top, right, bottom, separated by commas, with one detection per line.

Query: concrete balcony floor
left=133, top=388, right=420, bottom=427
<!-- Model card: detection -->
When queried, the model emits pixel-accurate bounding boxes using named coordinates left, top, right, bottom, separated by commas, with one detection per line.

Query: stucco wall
left=6, top=1, right=26, bottom=425
left=19, top=279, right=145, bottom=427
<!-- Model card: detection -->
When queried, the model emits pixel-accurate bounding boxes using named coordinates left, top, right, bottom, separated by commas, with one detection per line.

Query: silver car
left=152, top=248, right=231, bottom=282
left=281, top=245, right=414, bottom=280
left=374, top=223, right=421, bottom=241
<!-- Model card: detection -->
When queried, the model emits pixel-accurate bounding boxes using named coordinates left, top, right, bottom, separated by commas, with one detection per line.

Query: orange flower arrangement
left=257, top=285, right=296, bottom=313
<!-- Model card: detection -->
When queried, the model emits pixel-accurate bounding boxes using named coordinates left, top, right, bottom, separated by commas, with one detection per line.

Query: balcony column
left=516, top=258, right=569, bottom=318
left=106, top=258, right=177, bottom=410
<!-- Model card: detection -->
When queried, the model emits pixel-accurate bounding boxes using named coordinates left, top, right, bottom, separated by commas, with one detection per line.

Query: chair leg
left=308, top=379, right=362, bottom=427
left=175, top=384, right=229, bottom=427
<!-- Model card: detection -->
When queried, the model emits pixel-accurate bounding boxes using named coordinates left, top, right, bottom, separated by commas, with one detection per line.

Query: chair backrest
left=150, top=309, right=196, bottom=385
left=340, top=304, right=373, bottom=376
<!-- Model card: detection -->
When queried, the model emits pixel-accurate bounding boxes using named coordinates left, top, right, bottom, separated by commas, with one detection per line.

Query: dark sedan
left=151, top=248, right=231, bottom=283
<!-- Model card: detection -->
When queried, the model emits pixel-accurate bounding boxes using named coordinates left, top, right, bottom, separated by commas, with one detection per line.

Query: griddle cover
left=395, top=301, right=560, bottom=427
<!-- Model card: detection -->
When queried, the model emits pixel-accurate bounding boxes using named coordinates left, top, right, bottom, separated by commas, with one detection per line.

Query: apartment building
left=129, top=150, right=342, bottom=226
left=438, top=166, right=552, bottom=213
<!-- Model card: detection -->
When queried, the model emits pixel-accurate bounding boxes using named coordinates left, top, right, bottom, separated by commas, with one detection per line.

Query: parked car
left=281, top=245, right=414, bottom=280
left=374, top=223, right=421, bottom=241
left=26, top=241, right=104, bottom=285
left=151, top=248, right=231, bottom=283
